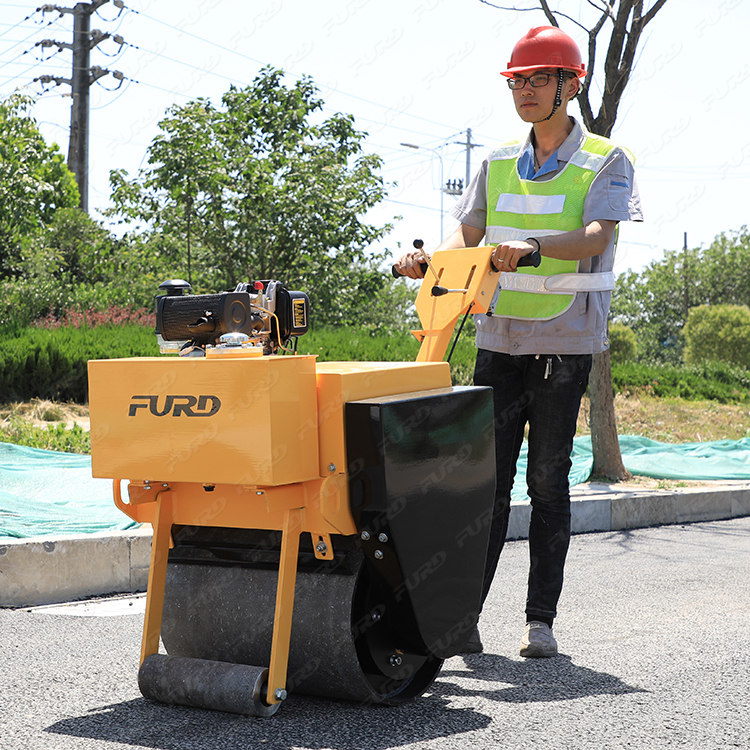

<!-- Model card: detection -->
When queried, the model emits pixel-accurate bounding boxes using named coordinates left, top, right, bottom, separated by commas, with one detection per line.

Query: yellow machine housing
left=90, top=249, right=498, bottom=716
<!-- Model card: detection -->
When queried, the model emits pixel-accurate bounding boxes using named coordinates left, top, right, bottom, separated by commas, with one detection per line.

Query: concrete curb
left=0, top=526, right=151, bottom=608
left=2, top=482, right=749, bottom=608
left=509, top=480, right=750, bottom=539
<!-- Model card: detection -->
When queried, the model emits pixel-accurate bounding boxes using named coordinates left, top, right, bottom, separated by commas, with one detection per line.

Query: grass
left=577, top=393, right=750, bottom=443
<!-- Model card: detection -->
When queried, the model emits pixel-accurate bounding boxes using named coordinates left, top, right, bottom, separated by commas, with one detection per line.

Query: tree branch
left=538, top=0, right=557, bottom=25
left=576, top=4, right=610, bottom=131
left=539, top=0, right=589, bottom=32
left=478, top=1, right=539, bottom=11
left=642, top=0, right=669, bottom=26
left=478, top=0, right=588, bottom=32
left=585, top=0, right=615, bottom=19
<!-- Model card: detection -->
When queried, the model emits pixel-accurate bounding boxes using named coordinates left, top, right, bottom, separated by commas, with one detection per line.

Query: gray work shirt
left=451, top=117, right=643, bottom=355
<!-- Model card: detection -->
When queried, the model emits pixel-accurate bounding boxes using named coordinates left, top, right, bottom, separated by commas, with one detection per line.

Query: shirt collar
left=519, top=117, right=585, bottom=178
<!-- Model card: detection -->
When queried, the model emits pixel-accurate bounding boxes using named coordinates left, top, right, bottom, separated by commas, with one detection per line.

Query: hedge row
left=1, top=324, right=749, bottom=404
left=611, top=360, right=750, bottom=404
left=0, top=324, right=158, bottom=402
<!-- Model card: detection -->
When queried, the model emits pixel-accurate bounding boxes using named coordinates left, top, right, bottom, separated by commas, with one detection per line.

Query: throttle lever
left=391, top=239, right=432, bottom=279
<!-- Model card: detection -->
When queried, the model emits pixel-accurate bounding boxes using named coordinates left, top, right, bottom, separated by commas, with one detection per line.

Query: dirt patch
left=0, top=400, right=90, bottom=432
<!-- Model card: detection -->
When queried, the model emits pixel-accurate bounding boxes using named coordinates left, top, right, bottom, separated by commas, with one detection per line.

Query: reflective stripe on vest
left=486, top=133, right=619, bottom=320
left=495, top=271, right=615, bottom=294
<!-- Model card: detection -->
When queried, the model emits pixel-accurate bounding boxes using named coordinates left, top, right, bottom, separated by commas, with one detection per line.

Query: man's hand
left=393, top=249, right=429, bottom=279
left=491, top=240, right=537, bottom=272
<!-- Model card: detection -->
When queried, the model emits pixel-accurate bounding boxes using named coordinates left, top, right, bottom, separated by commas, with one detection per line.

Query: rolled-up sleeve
left=583, top=150, right=643, bottom=225
left=451, top=159, right=489, bottom=230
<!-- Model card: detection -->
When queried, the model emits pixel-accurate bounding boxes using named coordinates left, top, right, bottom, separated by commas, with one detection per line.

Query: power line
left=123, top=6, right=473, bottom=142
left=0, top=9, right=43, bottom=43
left=118, top=38, right=246, bottom=88
left=3, top=4, right=479, bottom=153
left=1, top=2, right=493, bottom=217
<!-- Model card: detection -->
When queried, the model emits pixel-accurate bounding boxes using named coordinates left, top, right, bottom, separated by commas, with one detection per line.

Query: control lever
left=391, top=239, right=431, bottom=279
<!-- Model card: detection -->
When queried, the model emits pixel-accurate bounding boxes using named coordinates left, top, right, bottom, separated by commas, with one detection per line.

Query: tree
left=612, top=252, right=692, bottom=364
left=0, top=93, right=79, bottom=279
left=0, top=207, right=169, bottom=327
left=107, top=67, right=401, bottom=327
left=480, top=0, right=668, bottom=480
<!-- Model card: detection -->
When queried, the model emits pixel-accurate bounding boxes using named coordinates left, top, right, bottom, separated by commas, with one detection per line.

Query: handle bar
left=392, top=240, right=541, bottom=278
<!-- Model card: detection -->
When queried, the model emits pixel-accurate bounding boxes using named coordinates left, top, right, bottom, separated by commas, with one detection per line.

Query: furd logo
left=128, top=395, right=222, bottom=417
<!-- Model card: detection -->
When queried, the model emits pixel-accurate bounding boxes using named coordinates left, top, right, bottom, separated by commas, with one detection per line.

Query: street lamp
left=400, top=141, right=446, bottom=243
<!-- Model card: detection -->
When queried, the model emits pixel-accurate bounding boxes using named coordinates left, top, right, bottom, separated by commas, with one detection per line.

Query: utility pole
left=683, top=232, right=689, bottom=321
left=34, top=1, right=124, bottom=212
left=402, top=131, right=483, bottom=240
left=454, top=128, right=483, bottom=191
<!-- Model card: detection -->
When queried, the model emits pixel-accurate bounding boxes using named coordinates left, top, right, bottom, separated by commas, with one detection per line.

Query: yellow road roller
left=88, top=246, right=511, bottom=716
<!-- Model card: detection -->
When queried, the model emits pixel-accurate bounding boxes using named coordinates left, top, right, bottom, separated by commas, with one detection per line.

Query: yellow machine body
left=89, top=355, right=320, bottom=488
left=89, top=354, right=453, bottom=710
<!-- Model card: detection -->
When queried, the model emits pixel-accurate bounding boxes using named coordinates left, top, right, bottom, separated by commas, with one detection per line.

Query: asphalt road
left=1, top=517, right=748, bottom=750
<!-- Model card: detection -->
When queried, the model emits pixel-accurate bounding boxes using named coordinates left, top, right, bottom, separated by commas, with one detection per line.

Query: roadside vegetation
left=2, top=322, right=749, bottom=453
left=2, top=74, right=750, bottom=456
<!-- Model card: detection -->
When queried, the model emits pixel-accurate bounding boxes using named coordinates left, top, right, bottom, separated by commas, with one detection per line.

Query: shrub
left=4, top=320, right=748, bottom=407
left=33, top=305, right=156, bottom=329
left=683, top=304, right=750, bottom=369
left=611, top=360, right=750, bottom=403
left=609, top=323, right=637, bottom=363
left=0, top=419, right=90, bottom=453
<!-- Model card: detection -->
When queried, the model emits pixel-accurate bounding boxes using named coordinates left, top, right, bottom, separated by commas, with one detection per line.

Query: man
left=396, top=26, right=642, bottom=658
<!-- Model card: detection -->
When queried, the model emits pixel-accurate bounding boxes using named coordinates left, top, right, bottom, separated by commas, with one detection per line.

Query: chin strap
left=536, top=69, right=566, bottom=123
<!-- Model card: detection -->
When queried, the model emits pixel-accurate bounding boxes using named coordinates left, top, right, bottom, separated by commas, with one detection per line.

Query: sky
left=1, top=0, right=749, bottom=279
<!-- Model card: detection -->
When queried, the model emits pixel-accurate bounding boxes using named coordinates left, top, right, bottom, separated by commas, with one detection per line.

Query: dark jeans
left=473, top=348, right=592, bottom=621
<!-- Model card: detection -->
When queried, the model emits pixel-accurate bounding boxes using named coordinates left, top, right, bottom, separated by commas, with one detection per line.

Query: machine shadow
left=437, top=652, right=646, bottom=703
left=45, top=654, right=641, bottom=749
left=44, top=691, right=492, bottom=750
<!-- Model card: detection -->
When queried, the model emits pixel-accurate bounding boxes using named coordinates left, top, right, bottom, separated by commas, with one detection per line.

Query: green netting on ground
left=2, top=435, right=749, bottom=538
left=0, top=443, right=137, bottom=539
left=508, top=435, right=750, bottom=503
left=575, top=435, right=750, bottom=482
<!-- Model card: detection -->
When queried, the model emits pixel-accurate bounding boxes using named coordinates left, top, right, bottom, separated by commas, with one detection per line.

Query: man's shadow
left=437, top=651, right=645, bottom=704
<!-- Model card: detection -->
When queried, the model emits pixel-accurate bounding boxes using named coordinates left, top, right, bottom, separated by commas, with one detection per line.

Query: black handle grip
left=391, top=238, right=428, bottom=278
left=392, top=261, right=428, bottom=279
left=490, top=248, right=542, bottom=272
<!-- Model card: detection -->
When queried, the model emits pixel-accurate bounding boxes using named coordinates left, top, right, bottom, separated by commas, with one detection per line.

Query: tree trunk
left=589, top=349, right=631, bottom=481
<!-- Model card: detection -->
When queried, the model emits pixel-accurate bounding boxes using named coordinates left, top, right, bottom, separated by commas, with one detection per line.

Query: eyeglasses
left=507, top=73, right=558, bottom=90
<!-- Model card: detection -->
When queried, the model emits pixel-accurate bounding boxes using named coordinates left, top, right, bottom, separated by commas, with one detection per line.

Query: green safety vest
left=486, top=132, right=629, bottom=320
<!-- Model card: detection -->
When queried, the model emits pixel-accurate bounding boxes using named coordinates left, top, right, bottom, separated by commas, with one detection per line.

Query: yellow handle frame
left=412, top=246, right=498, bottom=363
left=123, top=479, right=341, bottom=708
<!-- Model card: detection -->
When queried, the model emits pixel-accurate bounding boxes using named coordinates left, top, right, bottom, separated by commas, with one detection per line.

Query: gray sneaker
left=520, top=621, right=558, bottom=658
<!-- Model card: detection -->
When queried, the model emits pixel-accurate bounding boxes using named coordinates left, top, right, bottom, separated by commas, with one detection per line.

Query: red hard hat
left=503, top=26, right=586, bottom=78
